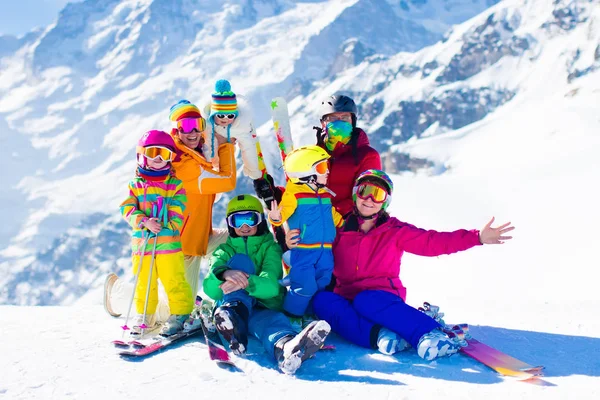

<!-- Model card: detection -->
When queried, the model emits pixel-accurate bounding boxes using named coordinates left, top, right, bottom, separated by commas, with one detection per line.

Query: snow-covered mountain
left=1, top=0, right=599, bottom=305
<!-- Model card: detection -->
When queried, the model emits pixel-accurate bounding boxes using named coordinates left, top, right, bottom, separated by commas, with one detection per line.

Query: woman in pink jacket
left=293, top=170, right=514, bottom=361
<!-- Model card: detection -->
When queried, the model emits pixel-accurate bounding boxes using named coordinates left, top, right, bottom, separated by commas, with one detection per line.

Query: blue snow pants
left=283, top=248, right=333, bottom=317
left=312, top=289, right=441, bottom=349
left=248, top=308, right=298, bottom=359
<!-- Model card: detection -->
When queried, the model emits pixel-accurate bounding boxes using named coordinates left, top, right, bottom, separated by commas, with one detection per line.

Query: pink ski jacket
left=332, top=215, right=482, bottom=301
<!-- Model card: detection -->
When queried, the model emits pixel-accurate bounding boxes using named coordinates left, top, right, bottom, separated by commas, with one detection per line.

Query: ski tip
left=218, top=361, right=242, bottom=372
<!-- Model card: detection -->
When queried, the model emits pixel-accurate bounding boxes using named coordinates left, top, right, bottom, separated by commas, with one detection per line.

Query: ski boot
left=376, top=327, right=410, bottom=355
left=275, top=320, right=331, bottom=375
left=417, top=328, right=463, bottom=361
left=160, top=314, right=189, bottom=336
left=213, top=302, right=249, bottom=356
left=131, top=313, right=157, bottom=336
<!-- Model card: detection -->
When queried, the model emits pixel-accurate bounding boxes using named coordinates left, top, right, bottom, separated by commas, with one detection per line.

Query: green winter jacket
left=203, top=233, right=285, bottom=311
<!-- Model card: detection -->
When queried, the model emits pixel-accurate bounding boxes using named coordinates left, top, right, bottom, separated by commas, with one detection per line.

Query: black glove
left=253, top=176, right=275, bottom=204
left=254, top=174, right=283, bottom=208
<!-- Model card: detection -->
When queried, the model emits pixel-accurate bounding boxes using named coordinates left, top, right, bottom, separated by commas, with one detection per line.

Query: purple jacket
left=333, top=215, right=482, bottom=301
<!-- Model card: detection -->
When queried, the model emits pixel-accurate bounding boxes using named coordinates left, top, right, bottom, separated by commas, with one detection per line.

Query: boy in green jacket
left=203, top=194, right=331, bottom=374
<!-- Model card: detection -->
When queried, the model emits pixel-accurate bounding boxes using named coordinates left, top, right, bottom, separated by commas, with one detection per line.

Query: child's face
left=234, top=225, right=258, bottom=237
left=146, top=157, right=168, bottom=170
left=214, top=114, right=236, bottom=127
left=316, top=172, right=329, bottom=185
left=178, top=129, right=202, bottom=149
left=356, top=196, right=383, bottom=217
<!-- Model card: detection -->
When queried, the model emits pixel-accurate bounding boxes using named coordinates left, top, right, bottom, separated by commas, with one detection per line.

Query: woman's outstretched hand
left=479, top=217, right=515, bottom=244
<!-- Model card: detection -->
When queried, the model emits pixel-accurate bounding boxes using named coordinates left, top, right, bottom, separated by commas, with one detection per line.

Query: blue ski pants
left=248, top=308, right=298, bottom=359
left=313, top=289, right=441, bottom=349
left=283, top=248, right=333, bottom=316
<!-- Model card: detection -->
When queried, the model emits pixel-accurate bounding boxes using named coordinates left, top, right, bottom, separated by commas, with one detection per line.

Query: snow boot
left=377, top=327, right=410, bottom=355
left=183, top=302, right=203, bottom=332
left=214, top=302, right=249, bottom=355
left=417, top=328, right=462, bottom=361
left=275, top=320, right=331, bottom=375
left=160, top=314, right=189, bottom=336
left=131, top=313, right=157, bottom=336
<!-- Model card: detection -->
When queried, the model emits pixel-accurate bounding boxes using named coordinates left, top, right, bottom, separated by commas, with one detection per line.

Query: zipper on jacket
left=244, top=236, right=249, bottom=254
left=318, top=192, right=324, bottom=248
left=180, top=214, right=190, bottom=236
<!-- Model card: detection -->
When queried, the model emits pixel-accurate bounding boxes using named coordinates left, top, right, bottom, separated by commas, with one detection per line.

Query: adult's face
left=355, top=196, right=383, bottom=218
left=320, top=112, right=353, bottom=129
left=178, top=129, right=202, bottom=149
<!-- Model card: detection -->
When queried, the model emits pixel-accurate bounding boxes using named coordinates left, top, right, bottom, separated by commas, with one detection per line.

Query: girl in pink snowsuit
left=290, top=170, right=515, bottom=361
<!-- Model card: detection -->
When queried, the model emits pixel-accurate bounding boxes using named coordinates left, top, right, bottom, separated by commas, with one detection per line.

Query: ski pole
left=139, top=234, right=159, bottom=334
left=121, top=234, right=151, bottom=333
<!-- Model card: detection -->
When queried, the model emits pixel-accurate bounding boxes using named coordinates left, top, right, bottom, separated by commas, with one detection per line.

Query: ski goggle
left=227, top=211, right=262, bottom=229
left=355, top=183, right=388, bottom=203
left=142, top=146, right=174, bottom=162
left=215, top=114, right=236, bottom=120
left=177, top=118, right=206, bottom=134
left=313, top=160, right=329, bottom=175
left=322, top=113, right=353, bottom=123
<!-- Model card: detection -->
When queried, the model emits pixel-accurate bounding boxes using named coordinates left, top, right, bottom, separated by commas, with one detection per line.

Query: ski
left=198, top=298, right=241, bottom=371
left=269, top=97, right=294, bottom=166
left=116, top=326, right=204, bottom=357
left=112, top=323, right=163, bottom=348
left=420, top=303, right=544, bottom=381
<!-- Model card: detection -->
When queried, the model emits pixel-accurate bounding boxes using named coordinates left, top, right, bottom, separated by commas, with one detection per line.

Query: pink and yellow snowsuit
left=120, top=173, right=193, bottom=315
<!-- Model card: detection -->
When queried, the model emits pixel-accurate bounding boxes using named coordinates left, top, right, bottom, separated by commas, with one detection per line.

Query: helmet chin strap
left=302, top=176, right=326, bottom=189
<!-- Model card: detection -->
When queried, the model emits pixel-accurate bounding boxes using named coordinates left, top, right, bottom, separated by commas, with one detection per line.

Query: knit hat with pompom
left=209, top=80, right=238, bottom=120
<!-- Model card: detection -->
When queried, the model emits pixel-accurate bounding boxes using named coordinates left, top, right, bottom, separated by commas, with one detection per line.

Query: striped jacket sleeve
left=120, top=181, right=147, bottom=229
left=167, top=179, right=187, bottom=233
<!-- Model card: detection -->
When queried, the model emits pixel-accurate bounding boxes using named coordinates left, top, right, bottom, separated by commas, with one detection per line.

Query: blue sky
left=0, top=0, right=76, bottom=37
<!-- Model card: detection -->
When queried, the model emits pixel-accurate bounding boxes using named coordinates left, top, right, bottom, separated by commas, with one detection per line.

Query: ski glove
left=253, top=175, right=283, bottom=209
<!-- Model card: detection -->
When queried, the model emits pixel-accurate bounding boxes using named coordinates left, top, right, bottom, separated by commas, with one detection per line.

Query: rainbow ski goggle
left=177, top=117, right=206, bottom=134
left=142, top=146, right=174, bottom=162
left=227, top=211, right=262, bottom=229
left=355, top=183, right=388, bottom=203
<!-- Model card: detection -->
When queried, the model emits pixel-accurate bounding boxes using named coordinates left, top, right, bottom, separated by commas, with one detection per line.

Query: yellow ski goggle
left=355, top=183, right=388, bottom=203
left=142, top=146, right=174, bottom=162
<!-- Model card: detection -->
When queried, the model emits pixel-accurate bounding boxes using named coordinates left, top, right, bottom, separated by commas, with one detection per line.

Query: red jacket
left=333, top=215, right=482, bottom=301
left=325, top=128, right=381, bottom=216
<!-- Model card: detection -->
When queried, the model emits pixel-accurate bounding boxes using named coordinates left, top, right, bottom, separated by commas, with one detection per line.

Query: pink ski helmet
left=136, top=130, right=176, bottom=167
